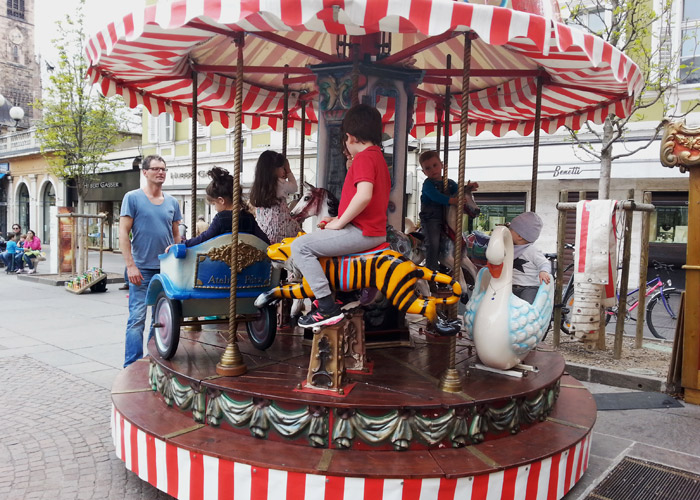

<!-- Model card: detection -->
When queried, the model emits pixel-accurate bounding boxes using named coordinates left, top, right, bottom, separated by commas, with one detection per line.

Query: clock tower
left=1, top=0, right=42, bottom=128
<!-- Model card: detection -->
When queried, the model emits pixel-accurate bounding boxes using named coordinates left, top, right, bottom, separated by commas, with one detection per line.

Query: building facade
left=0, top=0, right=42, bottom=236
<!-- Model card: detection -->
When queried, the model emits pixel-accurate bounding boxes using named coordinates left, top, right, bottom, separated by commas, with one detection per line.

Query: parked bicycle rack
left=554, top=190, right=655, bottom=359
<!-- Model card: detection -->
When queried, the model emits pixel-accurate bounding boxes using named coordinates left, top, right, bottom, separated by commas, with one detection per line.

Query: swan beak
left=487, top=262, right=503, bottom=279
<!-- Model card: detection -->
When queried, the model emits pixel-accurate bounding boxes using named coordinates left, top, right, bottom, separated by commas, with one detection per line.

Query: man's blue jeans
left=124, top=268, right=159, bottom=368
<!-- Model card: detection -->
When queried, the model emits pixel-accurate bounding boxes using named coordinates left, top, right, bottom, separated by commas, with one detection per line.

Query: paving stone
left=0, top=356, right=172, bottom=499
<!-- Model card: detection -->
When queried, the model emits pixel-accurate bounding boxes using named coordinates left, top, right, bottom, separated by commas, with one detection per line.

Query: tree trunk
left=598, top=117, right=613, bottom=199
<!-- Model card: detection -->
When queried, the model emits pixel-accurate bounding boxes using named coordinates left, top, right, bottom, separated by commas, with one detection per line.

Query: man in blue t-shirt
left=120, top=155, right=182, bottom=367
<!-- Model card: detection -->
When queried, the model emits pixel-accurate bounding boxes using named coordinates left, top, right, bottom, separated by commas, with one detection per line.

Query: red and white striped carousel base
left=112, top=405, right=591, bottom=500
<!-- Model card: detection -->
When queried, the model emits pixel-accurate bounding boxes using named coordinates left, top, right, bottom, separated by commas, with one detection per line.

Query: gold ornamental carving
left=207, top=242, right=268, bottom=270
left=660, top=119, right=700, bottom=173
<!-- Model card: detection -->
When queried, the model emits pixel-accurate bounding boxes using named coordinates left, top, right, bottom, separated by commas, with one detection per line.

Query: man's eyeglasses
left=145, top=167, right=168, bottom=172
left=12, top=227, right=19, bottom=230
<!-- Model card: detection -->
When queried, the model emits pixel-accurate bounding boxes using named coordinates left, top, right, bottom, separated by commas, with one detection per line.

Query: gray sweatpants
left=290, top=224, right=385, bottom=299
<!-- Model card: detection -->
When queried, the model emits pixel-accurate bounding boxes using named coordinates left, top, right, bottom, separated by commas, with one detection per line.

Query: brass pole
left=282, top=65, right=289, bottom=158
left=439, top=35, right=471, bottom=393
left=191, top=70, right=198, bottom=233
left=442, top=55, right=452, bottom=177
left=635, top=191, right=652, bottom=349
left=217, top=35, right=247, bottom=377
left=530, top=75, right=543, bottom=212
left=299, top=99, right=306, bottom=192
left=613, top=189, right=635, bottom=360
left=435, top=108, right=442, bottom=157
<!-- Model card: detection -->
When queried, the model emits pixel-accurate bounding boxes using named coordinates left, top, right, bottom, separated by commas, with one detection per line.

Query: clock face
left=10, top=29, right=24, bottom=45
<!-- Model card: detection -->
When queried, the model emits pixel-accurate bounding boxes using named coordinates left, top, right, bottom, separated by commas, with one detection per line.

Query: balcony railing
left=0, top=128, right=40, bottom=154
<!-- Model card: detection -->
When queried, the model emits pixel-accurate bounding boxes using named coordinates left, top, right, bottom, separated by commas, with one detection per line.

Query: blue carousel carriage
left=146, top=232, right=281, bottom=359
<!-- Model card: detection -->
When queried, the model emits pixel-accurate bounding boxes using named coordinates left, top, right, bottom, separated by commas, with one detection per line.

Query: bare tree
left=563, top=0, right=699, bottom=197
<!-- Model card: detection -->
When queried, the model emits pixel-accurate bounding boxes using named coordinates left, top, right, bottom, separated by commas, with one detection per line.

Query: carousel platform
left=111, top=324, right=596, bottom=499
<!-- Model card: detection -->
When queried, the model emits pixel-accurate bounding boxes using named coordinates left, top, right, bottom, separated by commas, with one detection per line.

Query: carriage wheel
left=246, top=305, right=277, bottom=350
left=154, top=292, right=182, bottom=359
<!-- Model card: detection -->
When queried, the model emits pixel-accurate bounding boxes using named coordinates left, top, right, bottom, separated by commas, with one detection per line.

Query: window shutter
left=147, top=114, right=158, bottom=143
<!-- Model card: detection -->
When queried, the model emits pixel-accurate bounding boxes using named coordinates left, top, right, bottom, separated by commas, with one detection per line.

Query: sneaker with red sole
left=297, top=304, right=344, bottom=328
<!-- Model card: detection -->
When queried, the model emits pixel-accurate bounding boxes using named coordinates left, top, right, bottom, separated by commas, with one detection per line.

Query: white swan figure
left=463, top=226, right=554, bottom=370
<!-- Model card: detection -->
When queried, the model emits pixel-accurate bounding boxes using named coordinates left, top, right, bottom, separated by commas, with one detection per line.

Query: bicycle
left=600, top=261, right=681, bottom=340
left=544, top=244, right=576, bottom=337
left=551, top=258, right=681, bottom=340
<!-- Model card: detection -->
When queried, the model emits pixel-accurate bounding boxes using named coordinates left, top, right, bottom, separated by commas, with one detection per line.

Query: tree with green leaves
left=35, top=0, right=130, bottom=271
left=562, top=0, right=699, bottom=197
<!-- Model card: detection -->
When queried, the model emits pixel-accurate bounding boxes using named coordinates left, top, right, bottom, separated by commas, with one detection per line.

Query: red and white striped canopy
left=86, top=0, right=643, bottom=138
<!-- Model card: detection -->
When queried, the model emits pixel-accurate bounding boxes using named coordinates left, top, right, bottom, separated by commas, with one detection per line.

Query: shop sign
left=552, top=165, right=582, bottom=177
left=170, top=171, right=209, bottom=180
left=0, top=162, right=8, bottom=173
left=84, top=181, right=122, bottom=189
left=83, top=171, right=140, bottom=202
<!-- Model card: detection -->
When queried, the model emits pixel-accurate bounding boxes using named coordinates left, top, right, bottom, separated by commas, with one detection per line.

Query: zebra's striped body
left=256, top=238, right=461, bottom=324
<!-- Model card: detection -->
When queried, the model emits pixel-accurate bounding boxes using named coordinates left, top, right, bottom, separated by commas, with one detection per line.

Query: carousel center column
left=312, top=59, right=423, bottom=231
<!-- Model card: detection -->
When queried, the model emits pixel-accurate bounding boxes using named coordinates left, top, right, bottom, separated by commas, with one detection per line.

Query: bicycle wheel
left=560, top=287, right=575, bottom=334
left=646, top=288, right=682, bottom=339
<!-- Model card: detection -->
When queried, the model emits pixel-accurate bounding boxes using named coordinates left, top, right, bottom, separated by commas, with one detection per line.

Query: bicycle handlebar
left=652, top=260, right=674, bottom=272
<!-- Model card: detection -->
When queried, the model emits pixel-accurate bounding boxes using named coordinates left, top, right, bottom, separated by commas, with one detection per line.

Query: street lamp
left=0, top=93, right=25, bottom=130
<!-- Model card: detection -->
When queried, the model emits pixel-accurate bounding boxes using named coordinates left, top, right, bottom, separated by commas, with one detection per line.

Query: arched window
left=17, top=183, right=29, bottom=231
left=42, top=183, right=56, bottom=244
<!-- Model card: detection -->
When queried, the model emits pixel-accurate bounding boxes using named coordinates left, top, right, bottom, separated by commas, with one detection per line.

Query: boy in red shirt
left=292, top=104, right=391, bottom=328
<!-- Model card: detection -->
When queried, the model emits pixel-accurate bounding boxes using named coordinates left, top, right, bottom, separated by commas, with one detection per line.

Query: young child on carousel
left=249, top=150, right=301, bottom=244
left=291, top=103, right=391, bottom=328
left=507, top=211, right=551, bottom=304
left=173, top=167, right=269, bottom=249
left=419, top=150, right=478, bottom=273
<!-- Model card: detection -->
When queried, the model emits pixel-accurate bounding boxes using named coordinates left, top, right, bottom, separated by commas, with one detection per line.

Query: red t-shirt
left=338, top=145, right=390, bottom=237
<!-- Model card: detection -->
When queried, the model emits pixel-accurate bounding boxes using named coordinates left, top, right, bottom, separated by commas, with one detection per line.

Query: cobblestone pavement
left=0, top=356, right=172, bottom=499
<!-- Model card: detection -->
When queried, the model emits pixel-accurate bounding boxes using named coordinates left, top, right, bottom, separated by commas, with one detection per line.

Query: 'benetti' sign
left=552, top=165, right=582, bottom=177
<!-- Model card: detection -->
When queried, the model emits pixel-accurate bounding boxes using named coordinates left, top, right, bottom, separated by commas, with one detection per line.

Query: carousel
left=87, top=0, right=644, bottom=498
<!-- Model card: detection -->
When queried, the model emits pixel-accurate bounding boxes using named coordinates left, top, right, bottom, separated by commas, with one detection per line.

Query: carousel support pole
left=299, top=99, right=306, bottom=191
left=530, top=75, right=543, bottom=212
left=190, top=70, right=198, bottom=232
left=439, top=36, right=471, bottom=393
left=217, top=34, right=247, bottom=377
left=186, top=70, right=201, bottom=332
left=282, top=65, right=289, bottom=158
left=442, top=55, right=452, bottom=173
left=435, top=109, right=442, bottom=157
left=613, top=189, right=635, bottom=360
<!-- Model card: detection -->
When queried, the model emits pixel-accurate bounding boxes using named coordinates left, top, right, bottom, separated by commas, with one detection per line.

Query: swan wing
left=463, top=266, right=490, bottom=338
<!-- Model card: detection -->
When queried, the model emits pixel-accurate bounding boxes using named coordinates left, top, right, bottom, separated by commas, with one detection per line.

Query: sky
left=34, top=0, right=146, bottom=66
